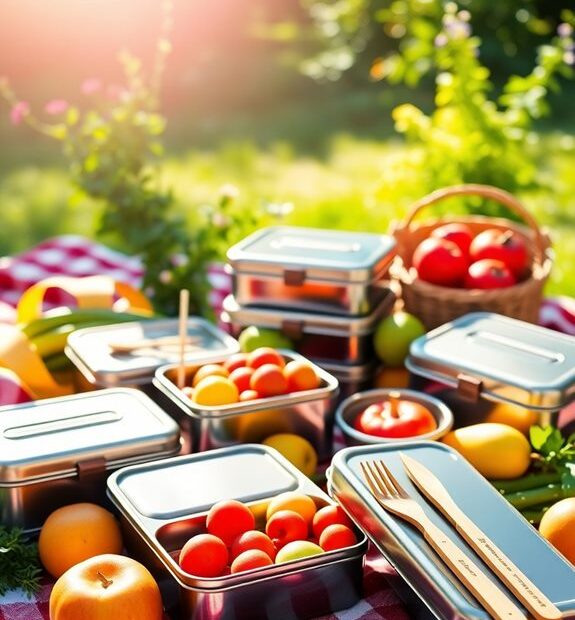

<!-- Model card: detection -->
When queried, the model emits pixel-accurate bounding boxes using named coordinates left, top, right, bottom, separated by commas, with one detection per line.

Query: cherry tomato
left=354, top=399, right=437, bottom=439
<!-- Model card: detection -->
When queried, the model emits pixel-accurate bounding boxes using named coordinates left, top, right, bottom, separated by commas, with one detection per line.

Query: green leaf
left=529, top=425, right=555, bottom=451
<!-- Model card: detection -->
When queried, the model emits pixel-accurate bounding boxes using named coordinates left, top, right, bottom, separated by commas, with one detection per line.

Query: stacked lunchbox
left=221, top=226, right=397, bottom=401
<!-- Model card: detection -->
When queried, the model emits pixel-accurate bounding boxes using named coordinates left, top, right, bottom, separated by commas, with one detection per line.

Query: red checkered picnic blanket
left=1, top=235, right=574, bottom=620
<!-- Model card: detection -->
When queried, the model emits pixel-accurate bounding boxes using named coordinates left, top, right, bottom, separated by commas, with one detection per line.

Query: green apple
left=373, top=311, right=425, bottom=367
left=275, top=540, right=324, bottom=564
left=238, top=326, right=293, bottom=353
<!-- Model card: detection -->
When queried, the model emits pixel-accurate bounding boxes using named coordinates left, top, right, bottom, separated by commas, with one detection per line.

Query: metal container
left=226, top=226, right=397, bottom=316
left=335, top=389, right=453, bottom=446
left=0, top=388, right=181, bottom=532
left=152, top=351, right=339, bottom=459
left=407, top=312, right=575, bottom=427
left=315, top=360, right=378, bottom=403
left=66, top=317, right=239, bottom=452
left=107, top=444, right=368, bottom=620
left=221, top=289, right=395, bottom=366
left=328, top=441, right=575, bottom=620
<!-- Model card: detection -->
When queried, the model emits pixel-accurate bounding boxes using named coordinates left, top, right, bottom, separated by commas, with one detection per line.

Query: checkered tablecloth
left=1, top=235, right=574, bottom=620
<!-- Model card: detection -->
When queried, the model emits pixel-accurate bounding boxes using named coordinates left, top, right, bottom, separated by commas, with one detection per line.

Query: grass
left=1, top=132, right=574, bottom=298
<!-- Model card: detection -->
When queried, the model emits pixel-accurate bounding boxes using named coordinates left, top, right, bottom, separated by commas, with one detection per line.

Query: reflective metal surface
left=152, top=350, right=339, bottom=458
left=108, top=444, right=368, bottom=620
left=407, top=312, right=575, bottom=411
left=227, top=226, right=396, bottom=315
left=0, top=388, right=181, bottom=531
left=66, top=317, right=239, bottom=387
left=221, top=289, right=395, bottom=365
left=329, top=441, right=575, bottom=620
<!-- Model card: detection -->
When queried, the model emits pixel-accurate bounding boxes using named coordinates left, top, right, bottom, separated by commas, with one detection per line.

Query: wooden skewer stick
left=177, top=289, right=190, bottom=389
left=109, top=335, right=200, bottom=353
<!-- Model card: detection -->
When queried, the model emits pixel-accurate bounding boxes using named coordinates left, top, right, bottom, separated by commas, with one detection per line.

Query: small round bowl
left=335, top=388, right=453, bottom=445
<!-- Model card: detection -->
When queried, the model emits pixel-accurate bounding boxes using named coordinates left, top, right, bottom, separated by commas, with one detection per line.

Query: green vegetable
left=504, top=484, right=575, bottom=511
left=492, top=471, right=561, bottom=495
left=520, top=505, right=552, bottom=527
left=0, top=526, right=42, bottom=597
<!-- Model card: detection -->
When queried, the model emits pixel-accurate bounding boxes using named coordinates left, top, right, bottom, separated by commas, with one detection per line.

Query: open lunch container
left=107, top=444, right=368, bottom=620
left=226, top=226, right=397, bottom=316
left=152, top=350, right=339, bottom=458
left=65, top=317, right=239, bottom=451
left=327, top=441, right=575, bottom=620
left=406, top=312, right=575, bottom=427
left=0, top=388, right=181, bottom=532
left=220, top=288, right=395, bottom=366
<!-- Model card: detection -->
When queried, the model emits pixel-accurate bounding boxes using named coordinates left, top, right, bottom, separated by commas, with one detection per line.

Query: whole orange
left=539, top=497, right=575, bottom=565
left=39, top=503, right=123, bottom=578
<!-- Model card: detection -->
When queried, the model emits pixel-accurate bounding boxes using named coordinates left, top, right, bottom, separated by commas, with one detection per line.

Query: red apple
left=354, top=399, right=437, bottom=439
left=430, top=223, right=473, bottom=257
left=206, top=499, right=255, bottom=547
left=412, top=238, right=467, bottom=287
left=49, top=554, right=163, bottom=620
left=265, top=510, right=308, bottom=549
left=464, top=259, right=516, bottom=289
left=469, top=228, right=529, bottom=279
left=179, top=533, right=228, bottom=577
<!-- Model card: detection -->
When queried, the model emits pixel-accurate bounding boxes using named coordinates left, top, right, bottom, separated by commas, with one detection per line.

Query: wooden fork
left=360, top=460, right=526, bottom=620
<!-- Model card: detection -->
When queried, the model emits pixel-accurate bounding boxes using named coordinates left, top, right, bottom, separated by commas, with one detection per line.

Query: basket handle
left=399, top=184, right=546, bottom=264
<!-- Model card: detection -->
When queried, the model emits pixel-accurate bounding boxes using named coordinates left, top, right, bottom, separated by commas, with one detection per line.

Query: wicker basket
left=390, top=184, right=553, bottom=330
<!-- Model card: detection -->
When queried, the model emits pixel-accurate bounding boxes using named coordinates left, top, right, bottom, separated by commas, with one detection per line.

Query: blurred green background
left=1, top=0, right=574, bottom=297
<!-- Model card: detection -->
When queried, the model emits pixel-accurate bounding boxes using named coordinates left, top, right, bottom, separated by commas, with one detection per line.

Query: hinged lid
left=0, top=388, right=181, bottom=485
left=407, top=312, right=575, bottom=411
left=66, top=317, right=239, bottom=387
left=221, top=289, right=395, bottom=338
left=226, top=226, right=396, bottom=284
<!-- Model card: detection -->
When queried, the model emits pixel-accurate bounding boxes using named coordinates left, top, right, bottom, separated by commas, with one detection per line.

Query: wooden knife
left=400, top=453, right=562, bottom=620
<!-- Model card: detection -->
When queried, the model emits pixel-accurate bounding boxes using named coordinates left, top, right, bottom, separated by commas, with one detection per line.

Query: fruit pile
left=178, top=492, right=358, bottom=578
left=181, top=347, right=321, bottom=406
left=412, top=223, right=530, bottom=289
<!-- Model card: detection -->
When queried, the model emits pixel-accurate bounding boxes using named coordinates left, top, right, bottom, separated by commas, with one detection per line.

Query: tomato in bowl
left=335, top=389, right=453, bottom=445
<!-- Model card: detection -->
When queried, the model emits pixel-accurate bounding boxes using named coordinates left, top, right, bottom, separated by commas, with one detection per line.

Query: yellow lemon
left=262, top=433, right=318, bottom=478
left=192, top=375, right=239, bottom=406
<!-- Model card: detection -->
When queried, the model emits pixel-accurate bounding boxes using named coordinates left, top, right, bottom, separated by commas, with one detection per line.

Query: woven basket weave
left=390, top=184, right=553, bottom=330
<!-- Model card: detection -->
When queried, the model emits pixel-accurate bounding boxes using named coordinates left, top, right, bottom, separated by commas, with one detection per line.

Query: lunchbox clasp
left=283, top=268, right=306, bottom=286
left=456, top=373, right=482, bottom=402
left=76, top=456, right=108, bottom=481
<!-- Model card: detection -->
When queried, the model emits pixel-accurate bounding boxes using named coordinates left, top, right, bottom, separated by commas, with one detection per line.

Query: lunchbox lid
left=226, top=226, right=397, bottom=284
left=221, top=288, right=395, bottom=338
left=66, top=317, right=239, bottom=387
left=0, top=388, right=181, bottom=484
left=406, top=312, right=575, bottom=411
left=328, top=441, right=575, bottom=620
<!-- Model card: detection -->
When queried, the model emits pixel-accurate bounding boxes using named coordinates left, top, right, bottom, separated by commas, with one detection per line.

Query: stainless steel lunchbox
left=406, top=312, right=575, bottom=427
left=107, top=444, right=368, bottom=620
left=328, top=441, right=575, bottom=620
left=66, top=317, right=239, bottom=452
left=152, top=351, right=339, bottom=459
left=221, top=289, right=395, bottom=366
left=0, top=388, right=181, bottom=532
left=226, top=226, right=396, bottom=316
left=316, top=360, right=378, bottom=402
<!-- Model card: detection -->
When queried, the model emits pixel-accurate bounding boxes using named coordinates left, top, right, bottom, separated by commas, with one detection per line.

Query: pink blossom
left=81, top=78, right=102, bottom=95
left=10, top=101, right=30, bottom=125
left=44, top=99, right=69, bottom=115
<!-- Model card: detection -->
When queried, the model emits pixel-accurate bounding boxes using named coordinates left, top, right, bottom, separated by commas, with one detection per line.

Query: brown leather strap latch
left=456, top=373, right=482, bottom=402
left=281, top=319, right=304, bottom=341
left=283, top=269, right=306, bottom=286
left=76, top=456, right=107, bottom=482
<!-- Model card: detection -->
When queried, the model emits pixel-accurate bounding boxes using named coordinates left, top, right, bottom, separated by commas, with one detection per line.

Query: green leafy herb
left=0, top=526, right=42, bottom=597
left=529, top=425, right=575, bottom=478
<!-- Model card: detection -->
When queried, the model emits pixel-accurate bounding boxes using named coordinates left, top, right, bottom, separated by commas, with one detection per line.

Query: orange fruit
left=191, top=375, right=239, bottom=406
left=539, top=497, right=575, bottom=565
left=38, top=503, right=123, bottom=578
left=192, top=364, right=229, bottom=387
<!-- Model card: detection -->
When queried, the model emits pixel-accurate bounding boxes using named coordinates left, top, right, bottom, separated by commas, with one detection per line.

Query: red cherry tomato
left=354, top=399, right=437, bottom=439
left=412, top=238, right=467, bottom=287
left=469, top=229, right=529, bottom=279
left=464, top=259, right=516, bottom=289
